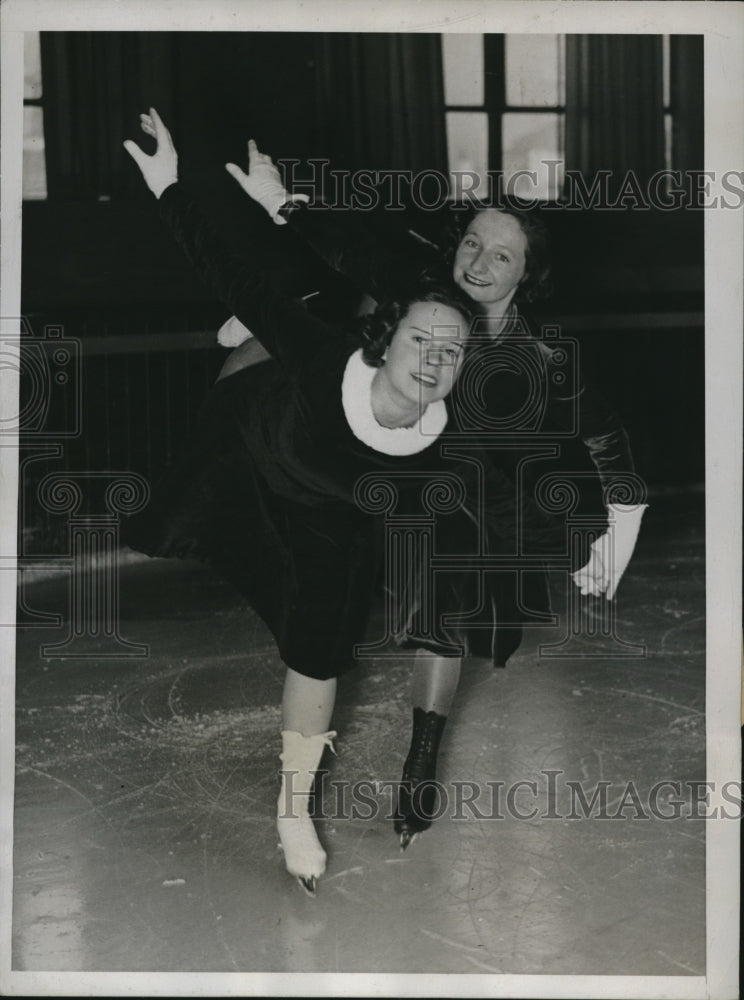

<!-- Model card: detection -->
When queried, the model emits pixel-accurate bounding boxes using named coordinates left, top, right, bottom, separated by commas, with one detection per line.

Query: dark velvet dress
left=124, top=184, right=531, bottom=678
left=274, top=200, right=641, bottom=654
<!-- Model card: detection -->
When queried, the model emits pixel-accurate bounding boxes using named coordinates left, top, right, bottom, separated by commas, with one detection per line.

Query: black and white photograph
left=0, top=1, right=740, bottom=997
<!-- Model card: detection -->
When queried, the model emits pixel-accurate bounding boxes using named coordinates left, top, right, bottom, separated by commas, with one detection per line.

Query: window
left=23, top=31, right=47, bottom=200
left=501, top=35, right=564, bottom=201
left=442, top=34, right=565, bottom=202
left=441, top=34, right=490, bottom=200
left=442, top=34, right=673, bottom=202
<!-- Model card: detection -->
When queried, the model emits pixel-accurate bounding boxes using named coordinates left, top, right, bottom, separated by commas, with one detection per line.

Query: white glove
left=225, top=139, right=308, bottom=225
left=217, top=315, right=254, bottom=348
left=123, top=108, right=178, bottom=199
left=572, top=503, right=648, bottom=600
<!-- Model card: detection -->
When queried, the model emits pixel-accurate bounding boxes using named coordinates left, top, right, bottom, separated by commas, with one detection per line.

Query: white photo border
left=1, top=2, right=741, bottom=998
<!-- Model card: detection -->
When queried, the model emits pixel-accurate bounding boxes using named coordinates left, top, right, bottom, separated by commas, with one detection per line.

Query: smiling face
left=383, top=299, right=467, bottom=407
left=453, top=209, right=528, bottom=309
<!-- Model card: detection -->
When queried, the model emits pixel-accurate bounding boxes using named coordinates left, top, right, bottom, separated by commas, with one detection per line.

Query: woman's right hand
left=123, top=107, right=178, bottom=199
left=225, top=140, right=308, bottom=225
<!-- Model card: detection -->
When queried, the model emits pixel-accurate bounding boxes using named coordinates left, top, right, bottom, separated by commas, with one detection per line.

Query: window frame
left=22, top=30, right=47, bottom=201
left=442, top=33, right=675, bottom=202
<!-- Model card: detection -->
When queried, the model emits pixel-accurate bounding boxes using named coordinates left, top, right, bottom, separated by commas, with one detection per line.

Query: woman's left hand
left=571, top=502, right=648, bottom=600
left=225, top=139, right=309, bottom=224
left=123, top=107, right=178, bottom=198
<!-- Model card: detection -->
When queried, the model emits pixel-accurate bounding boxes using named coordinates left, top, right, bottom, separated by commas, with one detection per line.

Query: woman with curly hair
left=123, top=110, right=531, bottom=893
left=217, top=139, right=648, bottom=851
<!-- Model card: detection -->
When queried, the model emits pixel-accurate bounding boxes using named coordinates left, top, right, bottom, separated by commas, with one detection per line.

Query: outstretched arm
left=226, top=141, right=437, bottom=304
left=123, top=109, right=336, bottom=372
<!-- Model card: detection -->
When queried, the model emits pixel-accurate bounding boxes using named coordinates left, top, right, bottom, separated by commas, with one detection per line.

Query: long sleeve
left=158, top=183, right=338, bottom=371
left=547, top=374, right=636, bottom=495
left=504, top=312, right=637, bottom=497
left=282, top=202, right=443, bottom=304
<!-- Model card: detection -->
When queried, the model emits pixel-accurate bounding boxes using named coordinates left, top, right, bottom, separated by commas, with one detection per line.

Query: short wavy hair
left=444, top=201, right=553, bottom=304
left=358, top=281, right=475, bottom=368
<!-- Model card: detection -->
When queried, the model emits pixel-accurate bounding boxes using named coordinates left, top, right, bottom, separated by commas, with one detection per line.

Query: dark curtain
left=40, top=33, right=178, bottom=201
left=670, top=36, right=704, bottom=173
left=40, top=32, right=446, bottom=201
left=565, top=35, right=665, bottom=196
left=312, top=34, right=447, bottom=175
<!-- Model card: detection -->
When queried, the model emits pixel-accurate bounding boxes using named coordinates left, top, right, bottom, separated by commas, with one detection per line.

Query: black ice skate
left=394, top=708, right=447, bottom=850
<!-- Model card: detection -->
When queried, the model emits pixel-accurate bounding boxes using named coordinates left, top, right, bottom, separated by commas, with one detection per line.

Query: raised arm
left=226, top=141, right=438, bottom=304
left=123, top=109, right=336, bottom=372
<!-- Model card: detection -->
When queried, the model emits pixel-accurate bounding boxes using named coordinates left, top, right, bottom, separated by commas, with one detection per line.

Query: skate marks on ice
left=13, top=492, right=705, bottom=974
left=438, top=647, right=705, bottom=975
left=14, top=664, right=283, bottom=970
left=14, top=670, right=704, bottom=971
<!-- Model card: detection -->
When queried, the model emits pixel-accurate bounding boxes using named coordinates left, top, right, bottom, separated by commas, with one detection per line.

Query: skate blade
left=277, top=843, right=320, bottom=895
left=399, top=828, right=418, bottom=852
left=298, top=875, right=316, bottom=896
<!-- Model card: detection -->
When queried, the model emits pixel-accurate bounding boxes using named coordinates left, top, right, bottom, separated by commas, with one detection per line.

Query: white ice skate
left=277, top=729, right=336, bottom=895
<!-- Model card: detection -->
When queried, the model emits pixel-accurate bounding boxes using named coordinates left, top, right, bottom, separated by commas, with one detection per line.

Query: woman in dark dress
left=215, top=138, right=648, bottom=848
left=123, top=109, right=524, bottom=892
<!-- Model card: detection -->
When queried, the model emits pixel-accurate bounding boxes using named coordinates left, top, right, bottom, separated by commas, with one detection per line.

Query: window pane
left=662, top=35, right=670, bottom=108
left=23, top=106, right=47, bottom=200
left=505, top=35, right=563, bottom=107
left=442, top=34, right=484, bottom=106
left=445, top=111, right=489, bottom=200
left=502, top=113, right=563, bottom=200
left=24, top=31, right=42, bottom=100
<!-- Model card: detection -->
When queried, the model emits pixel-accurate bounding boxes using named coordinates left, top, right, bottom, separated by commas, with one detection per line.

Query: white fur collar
left=341, top=349, right=447, bottom=455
